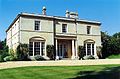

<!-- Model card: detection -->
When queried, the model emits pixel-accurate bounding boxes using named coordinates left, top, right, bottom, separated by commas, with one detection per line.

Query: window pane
left=29, top=42, right=33, bottom=56
left=92, top=44, right=94, bottom=55
left=87, top=44, right=91, bottom=55
left=35, top=21, right=40, bottom=30
left=34, top=42, right=40, bottom=55
left=62, top=24, right=67, bottom=33
left=87, top=26, right=91, bottom=34
left=41, top=42, right=45, bottom=55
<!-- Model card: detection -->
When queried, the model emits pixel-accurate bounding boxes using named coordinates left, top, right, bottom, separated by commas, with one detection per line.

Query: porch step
left=61, top=58, right=71, bottom=60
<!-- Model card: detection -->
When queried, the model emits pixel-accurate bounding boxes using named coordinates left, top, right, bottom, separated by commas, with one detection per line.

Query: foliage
left=46, top=45, right=54, bottom=59
left=96, top=46, right=102, bottom=58
left=83, top=55, right=95, bottom=60
left=16, top=43, right=29, bottom=61
left=3, top=55, right=17, bottom=61
left=34, top=55, right=46, bottom=61
left=101, top=31, right=120, bottom=58
left=0, top=39, right=9, bottom=62
left=107, top=54, right=120, bottom=59
left=78, top=46, right=85, bottom=59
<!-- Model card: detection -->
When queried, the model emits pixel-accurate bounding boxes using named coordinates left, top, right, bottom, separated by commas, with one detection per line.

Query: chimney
left=69, top=12, right=78, bottom=19
left=42, top=6, right=46, bottom=15
left=66, top=10, right=70, bottom=18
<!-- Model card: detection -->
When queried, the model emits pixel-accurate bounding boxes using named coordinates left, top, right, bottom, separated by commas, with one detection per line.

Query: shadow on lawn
left=69, top=66, right=120, bottom=79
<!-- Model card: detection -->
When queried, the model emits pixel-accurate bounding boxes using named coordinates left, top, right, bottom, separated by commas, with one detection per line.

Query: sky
left=0, top=0, right=120, bottom=40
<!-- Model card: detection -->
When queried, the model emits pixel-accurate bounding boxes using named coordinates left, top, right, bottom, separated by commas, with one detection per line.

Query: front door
left=58, top=43, right=68, bottom=58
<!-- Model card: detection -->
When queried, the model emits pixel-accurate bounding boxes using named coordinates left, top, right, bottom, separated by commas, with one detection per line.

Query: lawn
left=107, top=54, right=120, bottom=59
left=0, top=65, right=120, bottom=79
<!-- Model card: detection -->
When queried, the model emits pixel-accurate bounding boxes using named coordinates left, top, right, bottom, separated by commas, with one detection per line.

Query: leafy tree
left=101, top=32, right=120, bottom=58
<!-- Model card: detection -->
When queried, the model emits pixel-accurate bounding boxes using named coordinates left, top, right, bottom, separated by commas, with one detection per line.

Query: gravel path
left=0, top=59, right=120, bottom=69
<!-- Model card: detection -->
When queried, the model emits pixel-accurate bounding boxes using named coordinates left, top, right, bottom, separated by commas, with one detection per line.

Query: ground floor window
left=84, top=43, right=94, bottom=56
left=29, top=41, right=45, bottom=56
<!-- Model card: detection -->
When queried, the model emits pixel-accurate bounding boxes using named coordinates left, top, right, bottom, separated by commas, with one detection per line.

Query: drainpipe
left=53, top=19, right=56, bottom=60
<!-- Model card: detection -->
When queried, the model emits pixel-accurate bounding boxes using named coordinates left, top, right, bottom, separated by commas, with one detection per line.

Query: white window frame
left=34, top=20, right=41, bottom=31
left=62, top=24, right=67, bottom=33
left=87, top=26, right=91, bottom=34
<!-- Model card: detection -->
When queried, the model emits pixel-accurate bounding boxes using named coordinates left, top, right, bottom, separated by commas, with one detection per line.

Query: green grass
left=107, top=54, right=120, bottom=59
left=0, top=65, right=120, bottom=79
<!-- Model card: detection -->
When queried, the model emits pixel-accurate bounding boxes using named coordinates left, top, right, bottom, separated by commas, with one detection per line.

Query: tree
left=101, top=32, right=120, bottom=58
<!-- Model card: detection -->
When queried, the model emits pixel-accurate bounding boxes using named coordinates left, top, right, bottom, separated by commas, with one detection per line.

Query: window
left=84, top=43, right=95, bottom=56
left=34, top=21, right=40, bottom=30
left=62, top=24, right=67, bottom=33
left=41, top=42, right=45, bottom=55
left=29, top=41, right=45, bottom=56
left=87, top=26, right=91, bottom=34
left=29, top=42, right=33, bottom=56
left=34, top=42, right=40, bottom=55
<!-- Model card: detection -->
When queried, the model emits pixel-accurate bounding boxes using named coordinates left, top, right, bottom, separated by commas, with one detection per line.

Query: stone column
left=56, top=39, right=59, bottom=60
left=71, top=40, right=75, bottom=59
left=75, top=40, right=78, bottom=59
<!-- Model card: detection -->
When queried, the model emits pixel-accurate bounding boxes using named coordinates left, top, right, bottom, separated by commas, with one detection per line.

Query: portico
left=55, top=36, right=78, bottom=60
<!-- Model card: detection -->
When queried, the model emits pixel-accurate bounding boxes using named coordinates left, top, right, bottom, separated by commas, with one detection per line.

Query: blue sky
left=0, top=0, right=120, bottom=40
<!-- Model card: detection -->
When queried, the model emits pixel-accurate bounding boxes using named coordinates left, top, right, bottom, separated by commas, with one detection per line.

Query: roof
left=6, top=12, right=101, bottom=32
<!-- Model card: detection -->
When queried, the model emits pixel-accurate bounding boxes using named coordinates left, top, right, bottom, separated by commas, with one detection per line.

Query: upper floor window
left=35, top=21, right=40, bottom=30
left=62, top=24, right=67, bottom=33
left=87, top=26, right=91, bottom=34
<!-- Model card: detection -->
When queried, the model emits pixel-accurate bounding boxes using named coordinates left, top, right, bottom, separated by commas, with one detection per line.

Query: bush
left=3, top=56, right=17, bottom=61
left=78, top=46, right=85, bottom=59
left=0, top=50, right=9, bottom=62
left=16, top=44, right=29, bottom=61
left=46, top=45, right=54, bottom=59
left=34, top=55, right=46, bottom=61
left=83, top=55, right=95, bottom=60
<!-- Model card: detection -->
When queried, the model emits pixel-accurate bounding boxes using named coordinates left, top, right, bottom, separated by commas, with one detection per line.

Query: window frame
left=87, top=26, right=91, bottom=34
left=62, top=24, right=67, bottom=33
left=34, top=20, right=41, bottom=31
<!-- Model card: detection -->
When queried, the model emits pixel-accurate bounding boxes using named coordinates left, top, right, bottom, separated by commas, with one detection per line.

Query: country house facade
left=6, top=7, right=101, bottom=60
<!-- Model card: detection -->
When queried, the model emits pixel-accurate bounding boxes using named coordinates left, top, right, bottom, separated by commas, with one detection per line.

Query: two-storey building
left=6, top=7, right=101, bottom=60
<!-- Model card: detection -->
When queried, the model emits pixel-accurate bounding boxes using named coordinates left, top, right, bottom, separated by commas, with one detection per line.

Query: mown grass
left=0, top=65, right=120, bottom=79
left=107, top=54, right=120, bottom=59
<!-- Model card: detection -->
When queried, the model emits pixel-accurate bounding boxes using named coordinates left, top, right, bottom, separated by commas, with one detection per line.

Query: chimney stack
left=66, top=10, right=70, bottom=18
left=65, top=10, right=78, bottom=19
left=42, top=6, right=46, bottom=15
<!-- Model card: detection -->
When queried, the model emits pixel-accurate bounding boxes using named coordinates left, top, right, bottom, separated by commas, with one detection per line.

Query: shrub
left=34, top=55, right=46, bottom=61
left=83, top=55, right=95, bottom=60
left=16, top=44, right=29, bottom=61
left=78, top=46, right=85, bottom=59
left=0, top=50, right=9, bottom=62
left=3, top=56, right=17, bottom=61
left=46, top=45, right=54, bottom=59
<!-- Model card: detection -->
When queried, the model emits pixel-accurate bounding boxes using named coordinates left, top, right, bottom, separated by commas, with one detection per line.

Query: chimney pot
left=42, top=6, right=46, bottom=15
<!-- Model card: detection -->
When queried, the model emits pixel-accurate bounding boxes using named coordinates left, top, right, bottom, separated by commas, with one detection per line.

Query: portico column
left=33, top=42, right=34, bottom=56
left=85, top=44, right=87, bottom=56
left=71, top=40, right=75, bottom=59
left=56, top=39, right=59, bottom=60
left=75, top=40, right=78, bottom=58
left=94, top=44, right=96, bottom=56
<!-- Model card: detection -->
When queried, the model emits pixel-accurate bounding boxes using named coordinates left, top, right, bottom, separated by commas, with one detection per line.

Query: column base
left=71, top=55, right=76, bottom=59
left=55, top=56, right=59, bottom=60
